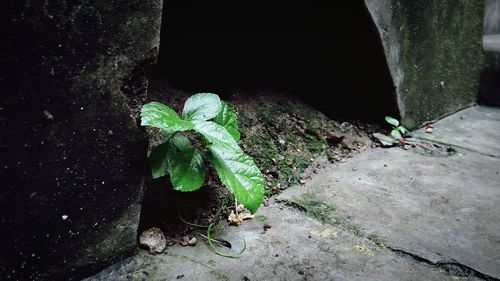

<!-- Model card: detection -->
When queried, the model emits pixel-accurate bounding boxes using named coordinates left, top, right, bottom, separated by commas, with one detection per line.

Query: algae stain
left=310, top=227, right=339, bottom=238
left=355, top=244, right=375, bottom=257
left=289, top=194, right=385, bottom=247
left=209, top=270, right=230, bottom=281
left=254, top=214, right=268, bottom=222
left=290, top=193, right=338, bottom=224
left=171, top=254, right=229, bottom=281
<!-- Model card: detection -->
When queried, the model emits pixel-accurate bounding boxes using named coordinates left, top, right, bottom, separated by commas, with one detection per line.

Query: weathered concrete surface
left=366, top=0, right=484, bottom=128
left=87, top=204, right=475, bottom=281
left=484, top=0, right=500, bottom=35
left=280, top=106, right=500, bottom=279
left=412, top=106, right=500, bottom=157
left=0, top=0, right=162, bottom=280
left=87, top=105, right=499, bottom=280
left=281, top=149, right=500, bottom=278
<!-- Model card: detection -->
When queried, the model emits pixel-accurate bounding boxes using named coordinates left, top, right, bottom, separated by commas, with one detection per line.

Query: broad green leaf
left=398, top=125, right=409, bottom=135
left=141, top=102, right=193, bottom=133
left=209, top=144, right=265, bottom=214
left=171, top=134, right=191, bottom=150
left=182, top=93, right=222, bottom=122
left=390, top=129, right=402, bottom=140
left=149, top=142, right=170, bottom=179
left=372, top=133, right=397, bottom=146
left=214, top=101, right=240, bottom=141
left=166, top=136, right=205, bottom=192
left=385, top=116, right=399, bottom=127
left=193, top=121, right=239, bottom=149
left=194, top=121, right=264, bottom=213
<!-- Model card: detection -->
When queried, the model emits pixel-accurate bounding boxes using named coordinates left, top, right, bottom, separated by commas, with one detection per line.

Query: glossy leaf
left=214, top=101, right=240, bottom=141
left=141, top=102, right=193, bottom=132
left=193, top=121, right=238, bottom=148
left=390, top=129, right=402, bottom=140
left=398, top=125, right=409, bottom=135
left=149, top=142, right=170, bottom=179
left=194, top=121, right=264, bottom=213
left=182, top=93, right=221, bottom=122
left=385, top=116, right=399, bottom=127
left=166, top=136, right=205, bottom=192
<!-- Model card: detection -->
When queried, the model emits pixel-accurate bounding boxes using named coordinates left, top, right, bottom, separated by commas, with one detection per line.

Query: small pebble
left=139, top=227, right=167, bottom=254
left=263, top=223, right=272, bottom=230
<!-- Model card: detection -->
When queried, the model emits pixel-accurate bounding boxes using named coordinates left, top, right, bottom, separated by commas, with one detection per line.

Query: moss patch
left=235, top=92, right=369, bottom=195
left=287, top=193, right=385, bottom=247
left=289, top=194, right=338, bottom=224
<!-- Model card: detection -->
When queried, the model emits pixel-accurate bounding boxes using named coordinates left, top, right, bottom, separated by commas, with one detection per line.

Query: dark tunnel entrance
left=149, top=0, right=399, bottom=121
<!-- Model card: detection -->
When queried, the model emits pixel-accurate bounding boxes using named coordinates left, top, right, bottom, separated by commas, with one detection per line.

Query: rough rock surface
left=0, top=0, right=162, bottom=279
left=139, top=228, right=167, bottom=254
left=366, top=0, right=484, bottom=128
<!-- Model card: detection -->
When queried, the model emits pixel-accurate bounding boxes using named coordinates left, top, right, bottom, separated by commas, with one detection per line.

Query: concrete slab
left=279, top=147, right=500, bottom=278
left=86, top=204, right=473, bottom=281
left=412, top=106, right=500, bottom=157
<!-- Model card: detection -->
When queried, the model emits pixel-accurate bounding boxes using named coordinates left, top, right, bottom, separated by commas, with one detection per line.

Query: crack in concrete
left=387, top=248, right=499, bottom=281
left=412, top=136, right=499, bottom=159
left=276, top=199, right=499, bottom=280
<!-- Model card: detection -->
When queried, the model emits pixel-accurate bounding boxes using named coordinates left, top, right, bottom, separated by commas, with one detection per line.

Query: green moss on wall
left=392, top=0, right=484, bottom=128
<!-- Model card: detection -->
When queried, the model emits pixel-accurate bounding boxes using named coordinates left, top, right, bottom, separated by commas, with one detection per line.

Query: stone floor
left=86, top=106, right=500, bottom=281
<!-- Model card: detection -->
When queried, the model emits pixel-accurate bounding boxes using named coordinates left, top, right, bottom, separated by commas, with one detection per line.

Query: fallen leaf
left=179, top=235, right=190, bottom=246
left=228, top=210, right=243, bottom=226
left=188, top=237, right=197, bottom=246
left=228, top=204, right=255, bottom=226
left=235, top=204, right=245, bottom=213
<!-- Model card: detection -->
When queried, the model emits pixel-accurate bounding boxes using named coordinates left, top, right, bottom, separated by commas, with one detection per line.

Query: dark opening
left=149, top=0, right=398, bottom=121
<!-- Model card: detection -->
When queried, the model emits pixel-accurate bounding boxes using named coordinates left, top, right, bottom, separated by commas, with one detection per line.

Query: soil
left=137, top=78, right=378, bottom=243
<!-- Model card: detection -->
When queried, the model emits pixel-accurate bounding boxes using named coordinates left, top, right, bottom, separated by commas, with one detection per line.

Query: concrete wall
left=485, top=0, right=500, bottom=35
left=366, top=0, right=484, bottom=128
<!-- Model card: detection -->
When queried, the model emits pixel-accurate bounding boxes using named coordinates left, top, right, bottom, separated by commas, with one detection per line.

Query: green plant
left=140, top=93, right=265, bottom=214
left=373, top=116, right=409, bottom=146
left=384, top=116, right=409, bottom=141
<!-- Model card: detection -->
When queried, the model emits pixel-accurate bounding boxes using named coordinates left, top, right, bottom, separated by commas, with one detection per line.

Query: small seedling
left=140, top=93, right=265, bottom=214
left=385, top=116, right=409, bottom=141
left=373, top=116, right=409, bottom=146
